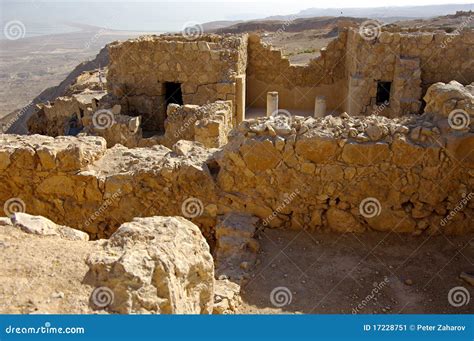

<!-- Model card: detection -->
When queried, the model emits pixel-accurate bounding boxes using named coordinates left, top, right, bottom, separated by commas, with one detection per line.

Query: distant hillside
left=202, top=21, right=244, bottom=32
left=211, top=16, right=367, bottom=34
left=296, top=3, right=474, bottom=19
left=204, top=3, right=474, bottom=33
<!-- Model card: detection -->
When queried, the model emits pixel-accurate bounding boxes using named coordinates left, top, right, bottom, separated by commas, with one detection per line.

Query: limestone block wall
left=246, top=32, right=348, bottom=113
left=215, top=115, right=473, bottom=235
left=345, top=28, right=474, bottom=117
left=0, top=135, right=219, bottom=240
left=163, top=101, right=233, bottom=148
left=83, top=114, right=143, bottom=148
left=28, top=91, right=107, bottom=136
left=0, top=113, right=472, bottom=241
left=107, top=34, right=248, bottom=131
left=2, top=81, right=473, bottom=239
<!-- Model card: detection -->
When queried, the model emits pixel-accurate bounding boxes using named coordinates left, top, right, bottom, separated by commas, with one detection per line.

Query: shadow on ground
left=238, top=229, right=474, bottom=314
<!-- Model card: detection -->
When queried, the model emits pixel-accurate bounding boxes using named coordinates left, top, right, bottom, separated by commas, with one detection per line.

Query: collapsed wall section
left=1, top=121, right=471, bottom=238
left=216, top=114, right=473, bottom=234
left=246, top=32, right=348, bottom=113
left=163, top=100, right=233, bottom=148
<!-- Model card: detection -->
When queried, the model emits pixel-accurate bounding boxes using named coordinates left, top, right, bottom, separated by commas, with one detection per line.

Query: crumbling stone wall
left=246, top=32, right=348, bottom=113
left=215, top=113, right=473, bottom=235
left=28, top=90, right=107, bottom=136
left=246, top=28, right=473, bottom=118
left=83, top=114, right=142, bottom=148
left=163, top=101, right=232, bottom=148
left=107, top=34, right=248, bottom=131
left=2, top=83, right=472, bottom=239
left=0, top=135, right=218, bottom=239
left=346, top=28, right=474, bottom=117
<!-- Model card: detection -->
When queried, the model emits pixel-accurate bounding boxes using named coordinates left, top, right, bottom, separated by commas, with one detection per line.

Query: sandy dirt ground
left=1, top=223, right=472, bottom=314
left=0, top=225, right=100, bottom=314
left=238, top=229, right=474, bottom=314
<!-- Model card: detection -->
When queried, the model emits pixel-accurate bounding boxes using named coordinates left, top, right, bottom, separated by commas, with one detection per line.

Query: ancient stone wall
left=2, top=82, right=472, bottom=239
left=0, top=135, right=218, bottom=239
left=346, top=28, right=474, bottom=117
left=1, top=120, right=472, bottom=239
left=163, top=101, right=232, bottom=148
left=28, top=90, right=107, bottom=136
left=107, top=34, right=248, bottom=131
left=245, top=32, right=348, bottom=113
left=215, top=113, right=473, bottom=235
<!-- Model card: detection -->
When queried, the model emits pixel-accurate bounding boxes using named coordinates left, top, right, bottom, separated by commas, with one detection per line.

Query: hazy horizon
left=1, top=1, right=473, bottom=39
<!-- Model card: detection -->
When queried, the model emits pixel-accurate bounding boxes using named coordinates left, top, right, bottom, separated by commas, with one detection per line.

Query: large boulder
left=424, top=81, right=474, bottom=118
left=85, top=216, right=214, bottom=314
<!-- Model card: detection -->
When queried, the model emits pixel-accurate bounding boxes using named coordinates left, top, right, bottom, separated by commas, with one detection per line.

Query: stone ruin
left=1, top=26, right=473, bottom=314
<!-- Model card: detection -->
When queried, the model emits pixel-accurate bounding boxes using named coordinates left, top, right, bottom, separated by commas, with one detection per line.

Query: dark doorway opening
left=164, top=82, right=183, bottom=107
left=376, top=81, right=391, bottom=105
left=65, top=115, right=81, bottom=136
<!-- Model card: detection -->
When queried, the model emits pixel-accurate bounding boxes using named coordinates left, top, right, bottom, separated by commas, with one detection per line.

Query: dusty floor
left=238, top=229, right=474, bottom=314
left=0, top=225, right=100, bottom=314
left=1, top=223, right=472, bottom=314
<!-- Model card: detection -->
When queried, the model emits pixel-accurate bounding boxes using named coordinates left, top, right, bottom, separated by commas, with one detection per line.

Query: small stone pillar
left=314, top=96, right=326, bottom=118
left=235, top=75, right=246, bottom=124
left=266, top=92, right=278, bottom=117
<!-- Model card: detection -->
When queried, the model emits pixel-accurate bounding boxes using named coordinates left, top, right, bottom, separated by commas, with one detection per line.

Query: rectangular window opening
left=164, top=82, right=184, bottom=106
left=376, top=81, right=391, bottom=105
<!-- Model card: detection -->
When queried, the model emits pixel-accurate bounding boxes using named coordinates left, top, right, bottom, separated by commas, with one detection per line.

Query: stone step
left=215, top=212, right=259, bottom=240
